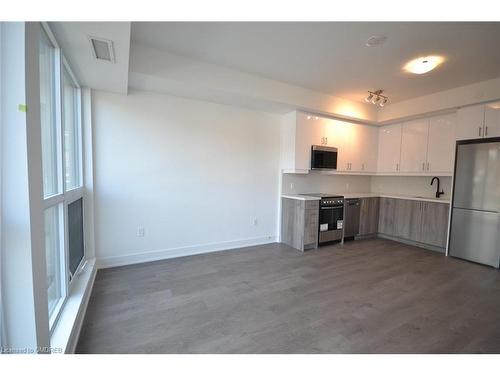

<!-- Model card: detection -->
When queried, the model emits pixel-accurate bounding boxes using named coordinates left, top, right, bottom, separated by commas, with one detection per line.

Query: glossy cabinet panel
left=456, top=104, right=485, bottom=141
left=427, top=113, right=456, bottom=173
left=355, top=124, right=379, bottom=172
left=400, top=119, right=429, bottom=173
left=377, top=124, right=402, bottom=173
left=485, top=101, right=500, bottom=138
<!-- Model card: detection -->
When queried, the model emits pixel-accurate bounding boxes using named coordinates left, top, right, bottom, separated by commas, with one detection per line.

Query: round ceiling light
left=403, top=55, right=444, bottom=74
left=365, top=35, right=387, bottom=47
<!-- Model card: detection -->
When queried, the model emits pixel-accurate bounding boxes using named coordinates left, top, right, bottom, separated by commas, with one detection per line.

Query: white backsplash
left=282, top=172, right=372, bottom=195
left=282, top=172, right=453, bottom=200
left=371, top=176, right=453, bottom=199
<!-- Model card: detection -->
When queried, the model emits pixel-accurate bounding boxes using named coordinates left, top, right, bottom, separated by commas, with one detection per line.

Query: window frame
left=40, top=23, right=86, bottom=334
left=39, top=25, right=63, bottom=199
left=62, top=56, right=83, bottom=192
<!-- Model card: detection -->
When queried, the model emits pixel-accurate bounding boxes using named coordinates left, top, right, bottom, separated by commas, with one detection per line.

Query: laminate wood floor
left=76, top=238, right=500, bottom=353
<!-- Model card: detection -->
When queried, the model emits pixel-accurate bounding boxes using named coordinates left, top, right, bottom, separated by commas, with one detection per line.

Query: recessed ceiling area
left=131, top=22, right=500, bottom=104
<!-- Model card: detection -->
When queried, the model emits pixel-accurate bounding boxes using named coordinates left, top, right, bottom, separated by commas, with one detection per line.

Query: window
left=39, top=30, right=60, bottom=198
left=62, top=67, right=81, bottom=190
left=44, top=205, right=64, bottom=320
left=39, top=24, right=85, bottom=330
left=67, top=198, right=84, bottom=279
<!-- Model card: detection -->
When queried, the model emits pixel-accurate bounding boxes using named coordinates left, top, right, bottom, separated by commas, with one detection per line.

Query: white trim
left=50, top=258, right=96, bottom=354
left=62, top=56, right=80, bottom=89
left=98, top=236, right=277, bottom=269
left=43, top=193, right=64, bottom=208
left=40, top=22, right=59, bottom=49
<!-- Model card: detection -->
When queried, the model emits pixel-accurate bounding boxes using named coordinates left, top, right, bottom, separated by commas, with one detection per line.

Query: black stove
left=301, top=194, right=344, bottom=206
left=301, top=194, right=344, bottom=245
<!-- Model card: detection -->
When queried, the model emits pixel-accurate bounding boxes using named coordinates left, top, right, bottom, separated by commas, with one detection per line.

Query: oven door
left=319, top=206, right=344, bottom=232
left=311, top=146, right=338, bottom=170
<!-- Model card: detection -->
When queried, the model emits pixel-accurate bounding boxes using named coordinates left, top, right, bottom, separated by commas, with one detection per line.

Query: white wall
left=92, top=90, right=281, bottom=267
left=281, top=173, right=452, bottom=201
left=371, top=176, right=453, bottom=199
left=281, top=173, right=371, bottom=195
left=1, top=22, right=49, bottom=351
left=129, top=43, right=378, bottom=123
left=379, top=77, right=500, bottom=123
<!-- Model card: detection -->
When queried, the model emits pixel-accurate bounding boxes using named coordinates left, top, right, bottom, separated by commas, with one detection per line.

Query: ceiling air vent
left=88, top=36, right=115, bottom=63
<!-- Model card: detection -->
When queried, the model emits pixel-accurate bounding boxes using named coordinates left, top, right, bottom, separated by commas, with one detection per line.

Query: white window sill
left=50, top=257, right=96, bottom=354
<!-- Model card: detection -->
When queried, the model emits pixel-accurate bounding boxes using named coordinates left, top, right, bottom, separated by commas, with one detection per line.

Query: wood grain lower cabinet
left=281, top=198, right=319, bottom=251
left=359, top=197, right=379, bottom=235
left=419, top=201, right=450, bottom=248
left=378, top=197, right=449, bottom=249
left=378, top=197, right=396, bottom=236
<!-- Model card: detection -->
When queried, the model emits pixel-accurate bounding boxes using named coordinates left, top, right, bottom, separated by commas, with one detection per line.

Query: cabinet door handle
left=427, top=162, right=430, bottom=171
left=485, top=126, right=488, bottom=137
left=479, top=127, right=482, bottom=137
left=325, top=137, right=328, bottom=144
left=422, top=162, right=425, bottom=171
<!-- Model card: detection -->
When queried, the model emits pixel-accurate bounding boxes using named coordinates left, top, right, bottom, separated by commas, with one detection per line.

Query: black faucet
left=430, top=177, right=445, bottom=199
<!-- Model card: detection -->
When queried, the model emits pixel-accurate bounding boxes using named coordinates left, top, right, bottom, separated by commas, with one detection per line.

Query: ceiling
left=131, top=22, right=500, bottom=104
left=49, top=22, right=131, bottom=94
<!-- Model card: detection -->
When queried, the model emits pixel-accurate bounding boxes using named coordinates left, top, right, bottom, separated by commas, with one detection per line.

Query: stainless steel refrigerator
left=449, top=140, right=500, bottom=267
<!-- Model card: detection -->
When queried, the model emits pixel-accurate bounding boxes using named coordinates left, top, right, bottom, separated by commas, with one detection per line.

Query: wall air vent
left=88, top=36, right=115, bottom=63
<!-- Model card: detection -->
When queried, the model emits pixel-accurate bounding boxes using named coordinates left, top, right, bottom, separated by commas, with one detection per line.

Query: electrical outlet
left=137, top=226, right=145, bottom=237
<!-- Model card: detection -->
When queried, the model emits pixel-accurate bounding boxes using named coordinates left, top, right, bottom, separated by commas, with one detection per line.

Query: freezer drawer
left=449, top=208, right=500, bottom=267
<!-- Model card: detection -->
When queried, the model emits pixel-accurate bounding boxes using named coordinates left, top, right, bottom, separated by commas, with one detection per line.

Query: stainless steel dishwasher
left=344, top=198, right=360, bottom=240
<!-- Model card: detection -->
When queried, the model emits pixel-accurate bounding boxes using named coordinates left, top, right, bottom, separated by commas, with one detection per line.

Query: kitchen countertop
left=281, top=194, right=321, bottom=201
left=282, top=193, right=450, bottom=204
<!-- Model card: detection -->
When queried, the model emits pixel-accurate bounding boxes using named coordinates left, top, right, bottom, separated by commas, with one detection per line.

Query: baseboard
left=377, top=233, right=446, bottom=254
left=97, top=235, right=277, bottom=269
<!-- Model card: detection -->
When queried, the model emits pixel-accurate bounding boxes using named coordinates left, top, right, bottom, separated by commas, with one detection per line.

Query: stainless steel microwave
left=311, top=145, right=338, bottom=170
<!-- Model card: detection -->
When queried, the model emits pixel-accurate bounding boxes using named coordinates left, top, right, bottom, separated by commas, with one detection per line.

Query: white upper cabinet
left=310, top=115, right=326, bottom=146
left=457, top=103, right=500, bottom=140
left=400, top=119, right=429, bottom=173
left=282, top=110, right=458, bottom=175
left=322, top=120, right=377, bottom=173
left=427, top=113, right=457, bottom=173
left=325, top=120, right=353, bottom=172
left=354, top=124, right=379, bottom=172
left=377, top=123, right=402, bottom=173
left=280, top=111, right=311, bottom=171
left=484, top=101, right=500, bottom=138
left=456, top=104, right=484, bottom=140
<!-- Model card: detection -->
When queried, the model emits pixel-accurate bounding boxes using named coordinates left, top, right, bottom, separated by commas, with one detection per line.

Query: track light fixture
left=365, top=90, right=388, bottom=107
